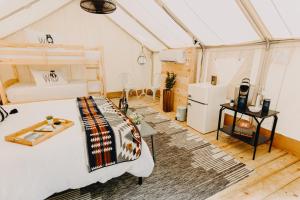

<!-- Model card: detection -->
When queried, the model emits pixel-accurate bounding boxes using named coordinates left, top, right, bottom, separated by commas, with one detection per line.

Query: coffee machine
left=237, top=78, right=251, bottom=111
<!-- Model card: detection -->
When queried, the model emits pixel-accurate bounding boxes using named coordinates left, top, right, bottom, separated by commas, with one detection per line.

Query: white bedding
left=6, top=81, right=88, bottom=103
left=0, top=99, right=154, bottom=200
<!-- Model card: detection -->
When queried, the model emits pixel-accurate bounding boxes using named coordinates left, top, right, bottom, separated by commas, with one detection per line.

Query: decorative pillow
left=31, top=69, right=68, bottom=86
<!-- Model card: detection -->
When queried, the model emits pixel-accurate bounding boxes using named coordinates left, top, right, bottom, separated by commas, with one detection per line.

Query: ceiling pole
left=116, top=2, right=171, bottom=49
left=154, top=0, right=206, bottom=83
left=271, top=38, right=300, bottom=44
left=205, top=40, right=266, bottom=49
left=236, top=0, right=274, bottom=91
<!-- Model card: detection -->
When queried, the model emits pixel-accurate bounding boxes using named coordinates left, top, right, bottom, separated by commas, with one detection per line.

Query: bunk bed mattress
left=0, top=99, right=154, bottom=200
left=6, top=80, right=88, bottom=103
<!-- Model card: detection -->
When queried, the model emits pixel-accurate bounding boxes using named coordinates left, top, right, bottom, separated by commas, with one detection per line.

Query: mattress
left=6, top=81, right=88, bottom=103
left=0, top=99, right=154, bottom=200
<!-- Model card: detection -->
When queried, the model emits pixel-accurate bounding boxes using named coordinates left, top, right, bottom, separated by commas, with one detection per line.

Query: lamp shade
left=137, top=46, right=147, bottom=66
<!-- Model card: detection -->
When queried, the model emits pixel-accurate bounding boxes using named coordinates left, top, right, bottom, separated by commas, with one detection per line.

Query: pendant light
left=137, top=46, right=147, bottom=66
left=80, top=0, right=116, bottom=14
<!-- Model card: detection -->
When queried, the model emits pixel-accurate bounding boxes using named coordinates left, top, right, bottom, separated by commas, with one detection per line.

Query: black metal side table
left=217, top=103, right=279, bottom=160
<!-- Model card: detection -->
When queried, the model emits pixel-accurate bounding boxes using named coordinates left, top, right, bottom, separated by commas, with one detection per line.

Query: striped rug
left=48, top=106, right=253, bottom=200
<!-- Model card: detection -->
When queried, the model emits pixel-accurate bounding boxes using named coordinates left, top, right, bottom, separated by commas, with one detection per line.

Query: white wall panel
left=275, top=46, right=300, bottom=140
left=204, top=47, right=263, bottom=99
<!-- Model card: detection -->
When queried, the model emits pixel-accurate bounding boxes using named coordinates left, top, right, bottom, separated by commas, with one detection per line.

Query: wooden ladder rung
left=86, top=67, right=98, bottom=69
left=88, top=92, right=101, bottom=94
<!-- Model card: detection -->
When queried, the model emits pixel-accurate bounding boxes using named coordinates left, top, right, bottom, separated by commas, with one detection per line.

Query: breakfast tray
left=5, top=118, right=74, bottom=146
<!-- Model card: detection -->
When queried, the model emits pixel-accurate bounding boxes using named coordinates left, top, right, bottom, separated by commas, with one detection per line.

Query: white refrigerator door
left=188, top=84, right=209, bottom=105
left=187, top=100, right=208, bottom=133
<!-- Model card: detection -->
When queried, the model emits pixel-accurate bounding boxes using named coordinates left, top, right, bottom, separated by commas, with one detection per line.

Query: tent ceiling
left=162, top=0, right=259, bottom=45
left=251, top=0, right=300, bottom=39
left=0, top=0, right=37, bottom=20
left=1, top=0, right=300, bottom=51
left=118, top=0, right=193, bottom=48
left=107, top=8, right=167, bottom=51
left=0, top=0, right=72, bottom=39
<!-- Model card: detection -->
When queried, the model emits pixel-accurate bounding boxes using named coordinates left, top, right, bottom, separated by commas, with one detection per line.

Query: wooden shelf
left=220, top=125, right=269, bottom=146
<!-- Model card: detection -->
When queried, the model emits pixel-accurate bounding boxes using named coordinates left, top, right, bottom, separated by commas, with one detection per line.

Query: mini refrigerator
left=187, top=83, right=227, bottom=134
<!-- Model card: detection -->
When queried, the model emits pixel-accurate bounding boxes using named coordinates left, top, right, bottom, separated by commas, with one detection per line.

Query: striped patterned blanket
left=77, top=96, right=142, bottom=172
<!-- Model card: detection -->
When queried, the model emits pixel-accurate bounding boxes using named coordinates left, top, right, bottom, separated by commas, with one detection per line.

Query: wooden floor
left=118, top=96, right=300, bottom=200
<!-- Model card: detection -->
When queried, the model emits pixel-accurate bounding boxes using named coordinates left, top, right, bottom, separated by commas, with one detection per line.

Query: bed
left=0, top=99, right=154, bottom=200
left=6, top=80, right=88, bottom=103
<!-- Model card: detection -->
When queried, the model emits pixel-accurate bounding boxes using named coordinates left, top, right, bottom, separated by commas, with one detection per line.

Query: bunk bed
left=0, top=40, right=106, bottom=104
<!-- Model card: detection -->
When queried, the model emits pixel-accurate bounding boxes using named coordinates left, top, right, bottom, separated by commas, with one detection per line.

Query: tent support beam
left=204, top=38, right=300, bottom=49
left=204, top=41, right=266, bottom=49
left=116, top=2, right=171, bottom=49
left=270, top=38, right=300, bottom=44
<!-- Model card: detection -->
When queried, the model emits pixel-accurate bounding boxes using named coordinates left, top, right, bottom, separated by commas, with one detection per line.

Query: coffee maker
left=237, top=78, right=251, bottom=111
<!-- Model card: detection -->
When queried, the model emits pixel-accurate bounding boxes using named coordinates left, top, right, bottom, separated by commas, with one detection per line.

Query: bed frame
left=0, top=40, right=106, bottom=104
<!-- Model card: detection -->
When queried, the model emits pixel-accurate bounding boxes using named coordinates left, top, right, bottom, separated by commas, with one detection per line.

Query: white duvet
left=0, top=99, right=154, bottom=200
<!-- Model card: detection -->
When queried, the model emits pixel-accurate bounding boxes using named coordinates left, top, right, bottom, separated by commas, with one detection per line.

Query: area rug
left=48, top=106, right=253, bottom=200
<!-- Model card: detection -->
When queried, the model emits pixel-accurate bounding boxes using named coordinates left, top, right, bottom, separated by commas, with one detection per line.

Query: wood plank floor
left=114, top=96, right=300, bottom=200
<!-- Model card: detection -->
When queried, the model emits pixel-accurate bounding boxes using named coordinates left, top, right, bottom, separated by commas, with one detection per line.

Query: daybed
left=6, top=80, right=88, bottom=103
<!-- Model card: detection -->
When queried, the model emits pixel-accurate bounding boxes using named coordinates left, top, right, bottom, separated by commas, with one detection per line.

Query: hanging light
left=137, top=46, right=147, bottom=66
left=80, top=0, right=116, bottom=14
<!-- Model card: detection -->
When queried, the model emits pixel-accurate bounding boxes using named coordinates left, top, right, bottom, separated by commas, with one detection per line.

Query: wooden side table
left=217, top=103, right=279, bottom=160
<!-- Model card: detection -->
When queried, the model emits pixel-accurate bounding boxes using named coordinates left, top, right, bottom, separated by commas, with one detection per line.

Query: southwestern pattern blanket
left=77, top=96, right=142, bottom=172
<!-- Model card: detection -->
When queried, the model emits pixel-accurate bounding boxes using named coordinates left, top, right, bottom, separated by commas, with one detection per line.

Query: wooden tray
left=5, top=118, right=74, bottom=146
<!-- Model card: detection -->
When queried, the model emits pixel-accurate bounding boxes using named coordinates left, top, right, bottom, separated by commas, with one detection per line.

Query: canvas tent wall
left=1, top=0, right=300, bottom=142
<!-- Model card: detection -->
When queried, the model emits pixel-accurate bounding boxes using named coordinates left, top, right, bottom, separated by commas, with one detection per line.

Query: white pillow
left=31, top=69, right=68, bottom=86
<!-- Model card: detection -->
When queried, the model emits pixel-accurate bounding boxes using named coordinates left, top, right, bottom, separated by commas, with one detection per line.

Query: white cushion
left=31, top=69, right=68, bottom=86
